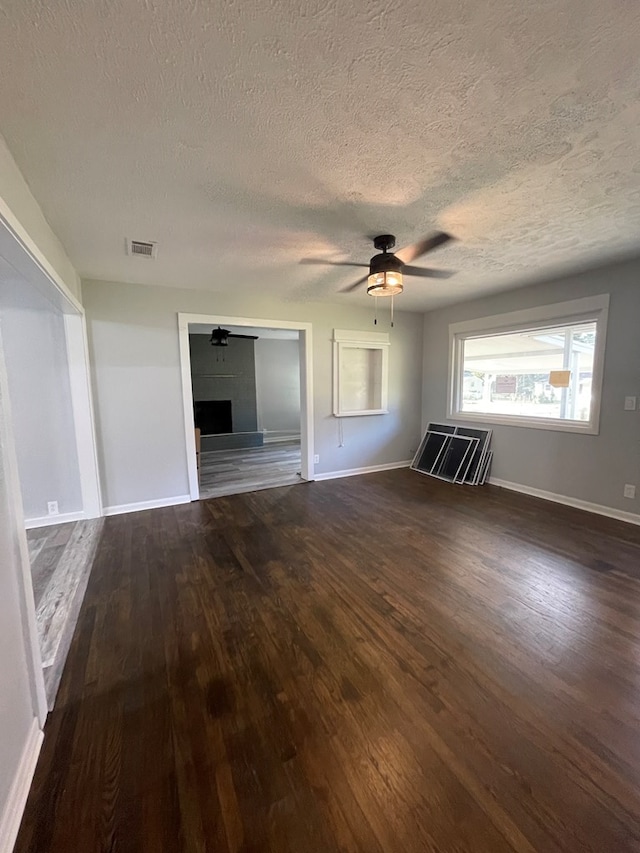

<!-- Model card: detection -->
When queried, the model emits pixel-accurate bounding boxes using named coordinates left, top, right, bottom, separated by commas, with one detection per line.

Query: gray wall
left=255, top=338, right=301, bottom=433
left=189, top=334, right=258, bottom=432
left=422, top=256, right=640, bottom=513
left=0, top=275, right=83, bottom=521
left=83, top=279, right=424, bottom=510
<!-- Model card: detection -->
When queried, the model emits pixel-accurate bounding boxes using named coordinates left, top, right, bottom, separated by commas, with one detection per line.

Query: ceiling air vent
left=126, top=238, right=157, bottom=259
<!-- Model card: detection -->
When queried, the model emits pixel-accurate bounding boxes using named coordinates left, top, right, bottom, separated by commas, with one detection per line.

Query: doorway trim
left=178, top=313, right=314, bottom=501
left=0, top=325, right=47, bottom=726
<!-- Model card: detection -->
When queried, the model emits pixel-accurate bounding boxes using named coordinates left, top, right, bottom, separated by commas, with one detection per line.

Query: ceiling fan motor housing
left=369, top=251, right=403, bottom=276
left=210, top=327, right=229, bottom=346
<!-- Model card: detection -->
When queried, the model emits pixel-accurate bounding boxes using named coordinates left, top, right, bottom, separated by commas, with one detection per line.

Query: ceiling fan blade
left=402, top=265, right=455, bottom=279
left=228, top=333, right=259, bottom=340
left=340, top=275, right=369, bottom=293
left=300, top=259, right=369, bottom=268
left=395, top=231, right=453, bottom=264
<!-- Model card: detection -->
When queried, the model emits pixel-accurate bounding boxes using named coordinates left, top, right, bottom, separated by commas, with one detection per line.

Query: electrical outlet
left=47, top=501, right=59, bottom=516
left=624, top=396, right=637, bottom=411
left=624, top=484, right=636, bottom=499
left=313, top=454, right=320, bottom=464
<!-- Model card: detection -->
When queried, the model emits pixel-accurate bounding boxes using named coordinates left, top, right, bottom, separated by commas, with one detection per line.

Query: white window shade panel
left=333, top=329, right=389, bottom=417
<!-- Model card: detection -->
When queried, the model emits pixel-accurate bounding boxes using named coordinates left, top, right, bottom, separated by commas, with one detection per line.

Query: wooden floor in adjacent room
left=198, top=439, right=302, bottom=500
left=27, top=518, right=103, bottom=707
left=16, top=470, right=640, bottom=852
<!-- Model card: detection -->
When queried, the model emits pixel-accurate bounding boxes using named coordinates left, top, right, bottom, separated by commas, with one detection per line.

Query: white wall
left=82, top=280, right=424, bottom=510
left=255, top=338, right=301, bottom=434
left=0, top=132, right=79, bottom=851
left=0, top=330, right=42, bottom=851
left=0, top=133, right=80, bottom=302
left=0, top=275, right=83, bottom=522
left=422, top=256, right=640, bottom=515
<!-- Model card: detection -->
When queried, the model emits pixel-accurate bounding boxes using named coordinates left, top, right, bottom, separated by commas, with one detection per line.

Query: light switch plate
left=624, top=396, right=637, bottom=411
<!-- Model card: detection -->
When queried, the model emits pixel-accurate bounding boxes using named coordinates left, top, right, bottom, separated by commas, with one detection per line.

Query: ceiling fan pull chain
left=391, top=294, right=394, bottom=328
left=374, top=295, right=378, bottom=325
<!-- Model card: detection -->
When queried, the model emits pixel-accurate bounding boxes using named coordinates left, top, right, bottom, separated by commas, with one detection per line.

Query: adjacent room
left=0, top=230, right=102, bottom=712
left=1, top=1, right=640, bottom=852
left=187, top=322, right=303, bottom=499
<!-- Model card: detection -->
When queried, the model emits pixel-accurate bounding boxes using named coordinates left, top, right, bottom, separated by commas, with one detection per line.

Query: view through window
left=460, top=321, right=597, bottom=422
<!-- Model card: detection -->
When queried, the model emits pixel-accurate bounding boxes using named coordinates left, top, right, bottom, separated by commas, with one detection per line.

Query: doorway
left=178, top=313, right=314, bottom=500
left=0, top=213, right=102, bottom=710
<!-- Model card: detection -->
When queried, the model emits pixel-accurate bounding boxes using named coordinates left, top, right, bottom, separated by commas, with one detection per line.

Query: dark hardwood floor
left=15, top=470, right=640, bottom=852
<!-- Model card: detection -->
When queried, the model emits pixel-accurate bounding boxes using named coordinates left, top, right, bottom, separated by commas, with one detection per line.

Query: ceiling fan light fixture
left=209, top=327, right=230, bottom=346
left=367, top=246, right=403, bottom=297
left=367, top=270, right=403, bottom=297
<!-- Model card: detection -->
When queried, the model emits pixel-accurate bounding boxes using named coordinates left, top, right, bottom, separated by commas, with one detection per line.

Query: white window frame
left=333, top=329, right=389, bottom=417
left=448, top=294, right=609, bottom=434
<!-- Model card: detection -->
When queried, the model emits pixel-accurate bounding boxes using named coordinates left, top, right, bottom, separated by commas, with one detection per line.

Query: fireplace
left=194, top=400, right=232, bottom=435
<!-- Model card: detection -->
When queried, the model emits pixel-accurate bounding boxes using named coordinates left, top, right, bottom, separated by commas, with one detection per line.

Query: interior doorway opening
left=178, top=314, right=314, bottom=501
left=0, top=213, right=102, bottom=713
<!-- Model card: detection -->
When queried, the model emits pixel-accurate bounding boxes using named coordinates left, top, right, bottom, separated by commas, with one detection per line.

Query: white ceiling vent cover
left=126, top=238, right=157, bottom=259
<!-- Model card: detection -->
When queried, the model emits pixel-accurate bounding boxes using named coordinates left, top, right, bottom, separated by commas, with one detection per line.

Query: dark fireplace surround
left=194, top=400, right=232, bottom=436
left=189, top=334, right=264, bottom=450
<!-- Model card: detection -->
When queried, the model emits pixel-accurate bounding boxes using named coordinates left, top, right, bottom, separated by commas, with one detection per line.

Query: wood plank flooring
left=199, top=440, right=302, bottom=500
left=16, top=470, right=640, bottom=852
left=27, top=519, right=103, bottom=707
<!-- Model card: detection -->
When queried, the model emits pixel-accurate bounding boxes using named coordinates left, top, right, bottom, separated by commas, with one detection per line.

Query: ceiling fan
left=301, top=231, right=455, bottom=297
left=209, top=326, right=259, bottom=347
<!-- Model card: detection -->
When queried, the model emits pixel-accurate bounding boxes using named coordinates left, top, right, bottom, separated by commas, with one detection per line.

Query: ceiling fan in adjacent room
left=301, top=231, right=455, bottom=296
left=209, top=326, right=259, bottom=347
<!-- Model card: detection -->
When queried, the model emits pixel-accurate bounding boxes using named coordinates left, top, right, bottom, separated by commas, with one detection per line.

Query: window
left=333, top=329, right=389, bottom=416
left=449, top=295, right=609, bottom=433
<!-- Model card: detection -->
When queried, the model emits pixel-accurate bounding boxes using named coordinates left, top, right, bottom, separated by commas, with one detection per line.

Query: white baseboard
left=24, top=510, right=86, bottom=530
left=489, top=477, right=640, bottom=527
left=0, top=718, right=43, bottom=853
left=314, top=460, right=412, bottom=482
left=262, top=430, right=301, bottom=444
left=103, top=494, right=191, bottom=517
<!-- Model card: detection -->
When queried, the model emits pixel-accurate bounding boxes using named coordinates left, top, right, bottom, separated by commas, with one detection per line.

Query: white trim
left=314, top=460, right=411, bottom=481
left=0, top=210, right=81, bottom=315
left=333, top=334, right=390, bottom=417
left=178, top=313, right=315, bottom=500
left=333, top=328, right=390, bottom=344
left=0, top=328, right=48, bottom=726
left=448, top=294, right=610, bottom=337
left=24, top=510, right=86, bottom=530
left=448, top=294, right=609, bottom=435
left=262, top=430, right=301, bottom=444
left=0, top=718, right=43, bottom=853
left=447, top=411, right=600, bottom=434
left=103, top=494, right=191, bottom=516
left=63, top=314, right=103, bottom=519
left=489, top=477, right=640, bottom=527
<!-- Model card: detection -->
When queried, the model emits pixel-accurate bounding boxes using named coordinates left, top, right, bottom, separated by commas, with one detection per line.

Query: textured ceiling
left=1, top=0, right=640, bottom=311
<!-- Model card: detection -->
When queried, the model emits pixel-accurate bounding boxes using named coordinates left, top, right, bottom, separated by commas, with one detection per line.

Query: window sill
left=449, top=409, right=599, bottom=435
